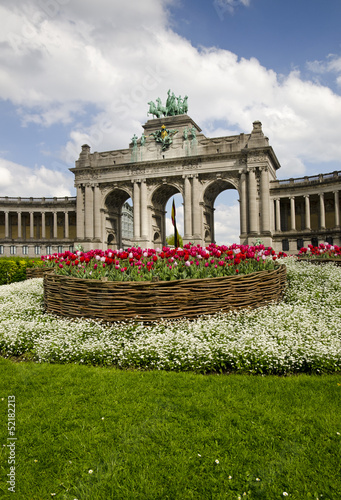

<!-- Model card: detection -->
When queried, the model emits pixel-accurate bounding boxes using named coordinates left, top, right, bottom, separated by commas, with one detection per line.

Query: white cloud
left=307, top=54, right=341, bottom=77
left=166, top=204, right=183, bottom=237
left=0, top=166, right=13, bottom=188
left=214, top=202, right=240, bottom=245
left=0, top=159, right=73, bottom=197
left=213, top=0, right=251, bottom=19
left=0, top=0, right=341, bottom=185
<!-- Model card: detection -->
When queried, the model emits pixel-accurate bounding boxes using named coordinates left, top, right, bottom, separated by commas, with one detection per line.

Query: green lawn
left=1, top=359, right=340, bottom=499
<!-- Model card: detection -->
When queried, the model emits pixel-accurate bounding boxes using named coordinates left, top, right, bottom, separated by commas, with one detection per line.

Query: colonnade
left=0, top=197, right=77, bottom=256
left=273, top=190, right=340, bottom=231
left=1, top=209, right=75, bottom=239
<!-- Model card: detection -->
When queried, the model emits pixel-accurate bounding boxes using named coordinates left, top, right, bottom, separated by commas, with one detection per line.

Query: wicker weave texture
left=26, top=268, right=51, bottom=279
left=43, top=265, right=286, bottom=322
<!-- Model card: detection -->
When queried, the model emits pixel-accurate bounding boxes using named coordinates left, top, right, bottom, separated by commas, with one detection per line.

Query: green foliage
left=166, top=233, right=183, bottom=247
left=0, top=257, right=35, bottom=285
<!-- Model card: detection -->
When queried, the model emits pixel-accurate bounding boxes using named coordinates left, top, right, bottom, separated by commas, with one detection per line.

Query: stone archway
left=104, top=188, right=131, bottom=249
left=150, top=183, right=182, bottom=247
left=203, top=179, right=239, bottom=245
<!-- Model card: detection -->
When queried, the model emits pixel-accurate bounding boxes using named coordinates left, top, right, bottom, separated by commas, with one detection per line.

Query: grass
left=0, top=358, right=341, bottom=499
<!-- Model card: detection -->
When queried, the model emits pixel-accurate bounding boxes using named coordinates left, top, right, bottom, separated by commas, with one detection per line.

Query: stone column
left=304, top=195, right=311, bottom=230
left=192, top=174, right=200, bottom=237
left=30, top=211, right=34, bottom=238
left=248, top=167, right=257, bottom=234
left=290, top=197, right=296, bottom=230
left=260, top=166, right=270, bottom=233
left=140, top=180, right=148, bottom=239
left=239, top=170, right=247, bottom=235
left=334, top=191, right=340, bottom=227
left=85, top=184, right=94, bottom=239
left=93, top=184, right=102, bottom=240
left=319, top=193, right=326, bottom=229
left=53, top=212, right=57, bottom=238
left=275, top=199, right=281, bottom=231
left=183, top=175, right=192, bottom=239
left=41, top=212, right=46, bottom=239
left=4, top=211, right=9, bottom=238
left=64, top=211, right=69, bottom=239
left=36, top=214, right=41, bottom=239
left=133, top=181, right=141, bottom=239
left=76, top=185, right=85, bottom=239
left=17, top=212, right=22, bottom=238
left=210, top=206, right=215, bottom=244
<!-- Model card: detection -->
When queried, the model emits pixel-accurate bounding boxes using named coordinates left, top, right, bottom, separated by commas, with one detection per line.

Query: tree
left=166, top=234, right=183, bottom=247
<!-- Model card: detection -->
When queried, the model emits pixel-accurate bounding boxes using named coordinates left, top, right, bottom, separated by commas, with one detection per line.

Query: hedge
left=0, top=257, right=36, bottom=285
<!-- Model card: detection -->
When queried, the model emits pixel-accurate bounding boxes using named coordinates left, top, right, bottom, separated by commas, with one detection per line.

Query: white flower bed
left=0, top=257, right=340, bottom=373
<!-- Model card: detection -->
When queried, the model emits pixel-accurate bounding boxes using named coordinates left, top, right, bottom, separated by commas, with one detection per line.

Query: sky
left=1, top=0, right=341, bottom=244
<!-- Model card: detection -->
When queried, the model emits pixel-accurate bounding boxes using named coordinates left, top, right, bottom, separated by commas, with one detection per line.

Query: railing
left=271, top=171, right=341, bottom=188
left=0, top=197, right=76, bottom=204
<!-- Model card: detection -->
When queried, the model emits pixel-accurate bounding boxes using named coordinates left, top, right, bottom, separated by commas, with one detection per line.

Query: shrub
left=0, top=257, right=35, bottom=285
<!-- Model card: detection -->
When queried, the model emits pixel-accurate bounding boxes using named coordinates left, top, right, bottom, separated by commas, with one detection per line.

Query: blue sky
left=1, top=0, right=341, bottom=243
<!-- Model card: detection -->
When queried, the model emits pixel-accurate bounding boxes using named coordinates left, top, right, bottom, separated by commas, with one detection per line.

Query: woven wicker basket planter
left=43, top=264, right=287, bottom=322
left=26, top=267, right=53, bottom=279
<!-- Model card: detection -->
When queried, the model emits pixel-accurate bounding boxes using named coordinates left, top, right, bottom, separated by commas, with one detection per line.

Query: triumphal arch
left=72, top=92, right=281, bottom=250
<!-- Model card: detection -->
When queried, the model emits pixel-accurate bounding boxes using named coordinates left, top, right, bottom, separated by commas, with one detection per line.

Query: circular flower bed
left=298, top=242, right=341, bottom=259
left=41, top=244, right=287, bottom=322
left=298, top=243, right=341, bottom=266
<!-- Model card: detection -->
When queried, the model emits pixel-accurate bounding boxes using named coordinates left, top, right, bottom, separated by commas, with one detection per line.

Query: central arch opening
left=203, top=180, right=240, bottom=246
left=151, top=184, right=183, bottom=247
left=104, top=189, right=132, bottom=249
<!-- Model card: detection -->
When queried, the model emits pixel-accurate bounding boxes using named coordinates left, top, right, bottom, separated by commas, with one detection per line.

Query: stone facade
left=0, top=196, right=77, bottom=257
left=72, top=115, right=281, bottom=250
left=0, top=113, right=340, bottom=255
left=270, top=171, right=341, bottom=253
